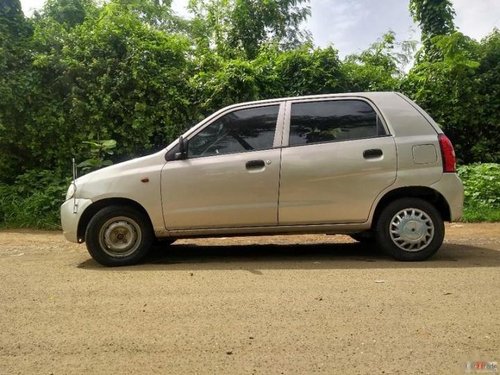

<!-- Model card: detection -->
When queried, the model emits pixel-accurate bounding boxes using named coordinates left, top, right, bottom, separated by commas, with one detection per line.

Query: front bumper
left=60, top=198, right=93, bottom=243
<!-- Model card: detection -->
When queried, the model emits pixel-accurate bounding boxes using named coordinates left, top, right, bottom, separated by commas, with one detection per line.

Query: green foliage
left=409, top=0, right=455, bottom=59
left=228, top=0, right=311, bottom=58
left=409, top=0, right=455, bottom=35
left=270, top=44, right=345, bottom=96
left=343, top=31, right=415, bottom=92
left=458, top=164, right=500, bottom=208
left=462, top=207, right=500, bottom=223
left=77, top=139, right=117, bottom=173
left=38, top=0, right=97, bottom=28
left=0, top=0, right=33, bottom=181
left=402, top=31, right=500, bottom=163
left=0, top=0, right=31, bottom=38
left=458, top=163, right=500, bottom=222
left=59, top=3, right=192, bottom=155
left=190, top=56, right=260, bottom=115
left=189, top=43, right=346, bottom=117
left=0, top=0, right=193, bottom=180
left=188, top=0, right=310, bottom=59
left=0, top=170, right=69, bottom=229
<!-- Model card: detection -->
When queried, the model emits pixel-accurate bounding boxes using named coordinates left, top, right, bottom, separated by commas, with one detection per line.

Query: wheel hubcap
left=99, top=217, right=142, bottom=258
left=389, top=208, right=434, bottom=252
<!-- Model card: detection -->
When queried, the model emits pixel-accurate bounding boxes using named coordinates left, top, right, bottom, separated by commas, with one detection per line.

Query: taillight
left=438, top=134, right=456, bottom=173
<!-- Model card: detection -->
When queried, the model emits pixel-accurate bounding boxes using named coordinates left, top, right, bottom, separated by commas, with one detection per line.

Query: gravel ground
left=0, top=223, right=499, bottom=374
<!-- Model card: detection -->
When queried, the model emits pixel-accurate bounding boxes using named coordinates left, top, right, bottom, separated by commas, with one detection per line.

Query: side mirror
left=165, top=136, right=188, bottom=161
left=175, top=136, right=187, bottom=160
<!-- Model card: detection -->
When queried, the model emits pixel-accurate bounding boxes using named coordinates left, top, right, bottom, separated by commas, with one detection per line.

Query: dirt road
left=1, top=223, right=499, bottom=374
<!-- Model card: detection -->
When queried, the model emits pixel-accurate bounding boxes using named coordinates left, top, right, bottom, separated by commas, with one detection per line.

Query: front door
left=161, top=104, right=283, bottom=230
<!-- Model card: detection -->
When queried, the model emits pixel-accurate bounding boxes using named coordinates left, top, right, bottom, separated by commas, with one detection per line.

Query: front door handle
left=363, top=149, right=383, bottom=159
left=246, top=160, right=265, bottom=169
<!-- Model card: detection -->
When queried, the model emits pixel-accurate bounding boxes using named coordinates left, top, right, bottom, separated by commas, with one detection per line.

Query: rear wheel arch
left=77, top=198, right=154, bottom=243
left=371, top=186, right=451, bottom=229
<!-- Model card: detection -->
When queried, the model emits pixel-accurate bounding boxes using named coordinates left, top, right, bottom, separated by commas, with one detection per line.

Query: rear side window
left=188, top=105, right=279, bottom=158
left=289, top=100, right=384, bottom=146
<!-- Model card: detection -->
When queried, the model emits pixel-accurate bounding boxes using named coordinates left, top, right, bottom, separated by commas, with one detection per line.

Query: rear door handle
left=245, top=160, right=265, bottom=169
left=363, top=149, right=383, bottom=159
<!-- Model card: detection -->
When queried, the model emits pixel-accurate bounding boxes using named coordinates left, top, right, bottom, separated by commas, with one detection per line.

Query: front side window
left=188, top=105, right=279, bottom=158
left=289, top=100, right=383, bottom=146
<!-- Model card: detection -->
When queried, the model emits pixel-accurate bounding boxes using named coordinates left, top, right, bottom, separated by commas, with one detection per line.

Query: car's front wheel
left=85, top=206, right=154, bottom=266
left=375, top=198, right=444, bottom=261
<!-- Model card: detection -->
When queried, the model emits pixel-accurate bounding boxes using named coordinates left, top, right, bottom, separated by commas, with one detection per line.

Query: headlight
left=66, top=183, right=76, bottom=200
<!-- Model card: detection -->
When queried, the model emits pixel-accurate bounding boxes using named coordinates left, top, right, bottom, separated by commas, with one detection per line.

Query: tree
left=270, top=44, right=345, bottom=96
left=409, top=0, right=455, bottom=59
left=37, top=0, right=97, bottom=28
left=0, top=0, right=194, bottom=181
left=403, top=31, right=499, bottom=163
left=0, top=0, right=33, bottom=181
left=0, top=0, right=30, bottom=38
left=342, top=31, right=416, bottom=92
left=35, top=1, right=193, bottom=159
left=188, top=0, right=311, bottom=59
left=406, top=0, right=499, bottom=163
left=471, top=30, right=500, bottom=162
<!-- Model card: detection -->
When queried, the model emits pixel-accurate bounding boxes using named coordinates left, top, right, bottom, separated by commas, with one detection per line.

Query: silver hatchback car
left=61, top=92, right=463, bottom=266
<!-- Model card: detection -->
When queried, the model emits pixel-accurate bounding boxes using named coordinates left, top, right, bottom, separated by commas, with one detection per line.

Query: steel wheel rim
left=98, top=216, right=142, bottom=258
left=389, top=208, right=434, bottom=252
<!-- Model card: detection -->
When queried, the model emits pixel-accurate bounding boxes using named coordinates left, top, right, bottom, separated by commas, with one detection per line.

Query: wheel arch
left=77, top=198, right=153, bottom=243
left=371, top=186, right=451, bottom=229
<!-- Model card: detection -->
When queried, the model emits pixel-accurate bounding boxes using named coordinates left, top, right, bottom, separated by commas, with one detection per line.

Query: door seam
left=276, top=102, right=288, bottom=224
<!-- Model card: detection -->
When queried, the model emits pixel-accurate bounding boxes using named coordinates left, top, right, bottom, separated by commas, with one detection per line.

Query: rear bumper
left=60, top=198, right=93, bottom=243
left=430, top=173, right=464, bottom=221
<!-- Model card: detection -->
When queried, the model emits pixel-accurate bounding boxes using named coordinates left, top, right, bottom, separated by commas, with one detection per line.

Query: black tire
left=85, top=205, right=154, bottom=266
left=375, top=198, right=444, bottom=261
left=349, top=231, right=375, bottom=244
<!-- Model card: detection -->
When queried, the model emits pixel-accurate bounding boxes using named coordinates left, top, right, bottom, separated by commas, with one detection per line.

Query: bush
left=0, top=170, right=69, bottom=229
left=458, top=163, right=500, bottom=208
left=458, top=163, right=500, bottom=222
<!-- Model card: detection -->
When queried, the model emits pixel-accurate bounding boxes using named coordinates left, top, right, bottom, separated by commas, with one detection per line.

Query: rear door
left=278, top=98, right=397, bottom=224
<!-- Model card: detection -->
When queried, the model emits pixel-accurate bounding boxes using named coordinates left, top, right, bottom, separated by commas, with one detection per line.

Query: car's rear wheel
left=85, top=206, right=154, bottom=266
left=375, top=198, right=444, bottom=261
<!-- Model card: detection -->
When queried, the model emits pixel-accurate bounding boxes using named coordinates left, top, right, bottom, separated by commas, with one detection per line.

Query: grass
left=461, top=206, right=500, bottom=223
left=0, top=189, right=63, bottom=230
